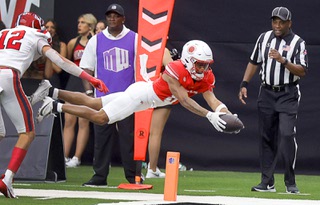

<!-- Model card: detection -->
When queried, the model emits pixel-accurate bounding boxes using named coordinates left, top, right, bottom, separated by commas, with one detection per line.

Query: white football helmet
left=181, top=40, right=214, bottom=80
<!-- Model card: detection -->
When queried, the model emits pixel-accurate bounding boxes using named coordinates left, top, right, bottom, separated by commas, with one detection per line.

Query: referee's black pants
left=89, top=114, right=136, bottom=184
left=257, top=84, right=300, bottom=187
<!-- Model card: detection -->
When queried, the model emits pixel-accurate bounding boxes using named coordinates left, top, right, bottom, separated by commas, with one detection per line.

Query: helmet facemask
left=188, top=58, right=212, bottom=80
left=181, top=40, right=214, bottom=81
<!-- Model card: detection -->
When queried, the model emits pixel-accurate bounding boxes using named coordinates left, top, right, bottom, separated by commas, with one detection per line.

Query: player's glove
left=206, top=111, right=227, bottom=132
left=89, top=77, right=109, bottom=93
left=79, top=71, right=109, bottom=93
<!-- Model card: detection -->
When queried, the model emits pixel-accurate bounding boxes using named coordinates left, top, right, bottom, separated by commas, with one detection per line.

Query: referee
left=238, top=7, right=308, bottom=194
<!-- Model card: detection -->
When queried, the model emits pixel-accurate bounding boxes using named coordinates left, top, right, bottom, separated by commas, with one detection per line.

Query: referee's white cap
left=271, top=7, right=292, bottom=21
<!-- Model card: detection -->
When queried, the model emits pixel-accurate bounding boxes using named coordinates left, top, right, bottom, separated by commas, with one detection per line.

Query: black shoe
left=251, top=182, right=276, bottom=192
left=82, top=179, right=107, bottom=187
left=286, top=185, right=300, bottom=194
left=127, top=174, right=144, bottom=184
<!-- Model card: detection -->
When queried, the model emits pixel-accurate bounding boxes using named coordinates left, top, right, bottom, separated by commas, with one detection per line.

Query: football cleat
left=36, top=97, right=56, bottom=123
left=29, top=79, right=52, bottom=105
left=0, top=175, right=17, bottom=198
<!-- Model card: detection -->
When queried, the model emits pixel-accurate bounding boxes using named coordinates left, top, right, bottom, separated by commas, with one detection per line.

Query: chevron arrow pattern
left=141, top=36, right=163, bottom=53
left=142, top=8, right=168, bottom=25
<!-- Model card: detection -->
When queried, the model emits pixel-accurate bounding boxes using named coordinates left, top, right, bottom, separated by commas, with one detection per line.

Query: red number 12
left=0, top=30, right=26, bottom=50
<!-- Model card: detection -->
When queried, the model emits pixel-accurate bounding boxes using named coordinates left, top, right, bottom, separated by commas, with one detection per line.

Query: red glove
left=79, top=71, right=109, bottom=93
left=89, top=77, right=109, bottom=93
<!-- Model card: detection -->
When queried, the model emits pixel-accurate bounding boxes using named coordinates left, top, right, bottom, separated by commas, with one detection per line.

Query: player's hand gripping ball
left=220, top=114, right=244, bottom=134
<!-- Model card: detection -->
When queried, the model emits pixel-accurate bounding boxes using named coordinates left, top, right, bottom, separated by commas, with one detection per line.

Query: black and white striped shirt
left=250, top=30, right=308, bottom=86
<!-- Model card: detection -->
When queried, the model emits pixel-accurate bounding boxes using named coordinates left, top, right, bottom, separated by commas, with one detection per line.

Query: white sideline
left=14, top=188, right=320, bottom=205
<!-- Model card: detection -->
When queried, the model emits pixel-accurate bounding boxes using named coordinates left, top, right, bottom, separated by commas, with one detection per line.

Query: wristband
left=282, top=58, right=288, bottom=66
left=240, top=81, right=248, bottom=88
left=85, top=90, right=93, bottom=95
left=215, top=104, right=227, bottom=112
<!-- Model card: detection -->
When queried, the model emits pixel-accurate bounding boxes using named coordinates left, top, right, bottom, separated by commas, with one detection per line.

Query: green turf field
left=1, top=165, right=320, bottom=204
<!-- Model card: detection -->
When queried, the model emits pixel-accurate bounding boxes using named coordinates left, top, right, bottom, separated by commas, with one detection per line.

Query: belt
left=262, top=81, right=298, bottom=92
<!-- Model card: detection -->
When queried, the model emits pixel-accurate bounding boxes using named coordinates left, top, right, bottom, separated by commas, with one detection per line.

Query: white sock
left=57, top=103, right=63, bottom=113
left=4, top=169, right=14, bottom=185
left=52, top=88, right=59, bottom=100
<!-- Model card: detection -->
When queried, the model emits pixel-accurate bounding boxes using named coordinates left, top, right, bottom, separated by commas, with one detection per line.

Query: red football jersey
left=72, top=43, right=85, bottom=66
left=153, top=60, right=215, bottom=104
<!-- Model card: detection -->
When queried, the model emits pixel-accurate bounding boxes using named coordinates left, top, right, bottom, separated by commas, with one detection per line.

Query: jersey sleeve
left=34, top=29, right=51, bottom=55
left=163, top=60, right=186, bottom=81
left=37, top=39, right=50, bottom=55
left=249, top=32, right=267, bottom=65
left=80, top=35, right=97, bottom=71
left=35, top=29, right=52, bottom=42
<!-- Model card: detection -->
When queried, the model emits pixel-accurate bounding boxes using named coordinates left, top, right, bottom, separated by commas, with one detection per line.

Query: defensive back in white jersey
left=0, top=25, right=51, bottom=77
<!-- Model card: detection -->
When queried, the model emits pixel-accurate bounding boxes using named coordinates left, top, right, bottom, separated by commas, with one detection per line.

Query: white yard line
left=15, top=188, right=320, bottom=205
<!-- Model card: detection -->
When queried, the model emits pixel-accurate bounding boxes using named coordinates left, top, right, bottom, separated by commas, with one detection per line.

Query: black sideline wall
left=53, top=0, right=320, bottom=174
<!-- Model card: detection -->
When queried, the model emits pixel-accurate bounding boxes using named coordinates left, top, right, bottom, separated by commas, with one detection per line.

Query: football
left=220, top=114, right=244, bottom=134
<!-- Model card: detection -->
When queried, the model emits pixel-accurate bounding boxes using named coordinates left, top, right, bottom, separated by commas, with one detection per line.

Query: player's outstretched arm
left=163, top=73, right=208, bottom=117
left=41, top=45, right=108, bottom=93
left=203, top=91, right=231, bottom=113
left=162, top=73, right=226, bottom=131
